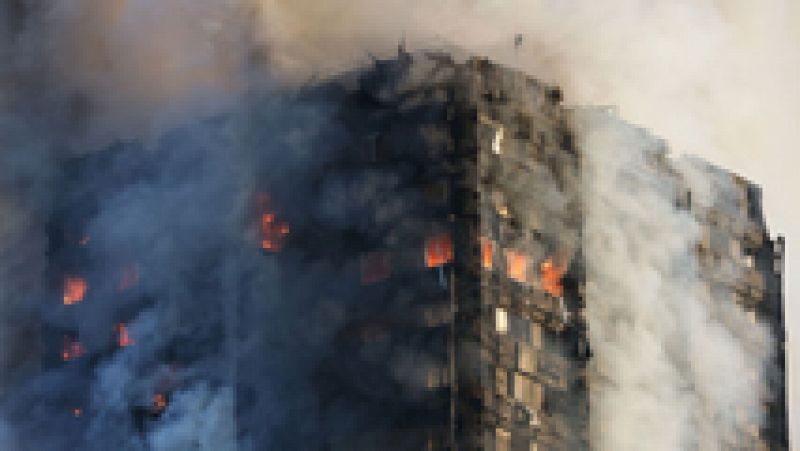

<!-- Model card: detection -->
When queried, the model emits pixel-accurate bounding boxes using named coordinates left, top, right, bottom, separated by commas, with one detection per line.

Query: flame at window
left=505, top=250, right=528, bottom=283
left=116, top=323, right=134, bottom=348
left=540, top=258, right=566, bottom=298
left=257, top=193, right=290, bottom=252
left=62, top=336, right=84, bottom=361
left=425, top=233, right=453, bottom=268
left=153, top=393, right=167, bottom=413
left=63, top=277, right=87, bottom=305
left=481, top=238, right=493, bottom=270
left=261, top=213, right=290, bottom=251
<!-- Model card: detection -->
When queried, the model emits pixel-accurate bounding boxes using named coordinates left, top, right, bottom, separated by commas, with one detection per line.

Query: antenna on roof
left=398, top=32, right=407, bottom=56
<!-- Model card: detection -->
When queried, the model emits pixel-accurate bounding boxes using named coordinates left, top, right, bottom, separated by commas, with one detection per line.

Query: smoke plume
left=578, top=110, right=772, bottom=449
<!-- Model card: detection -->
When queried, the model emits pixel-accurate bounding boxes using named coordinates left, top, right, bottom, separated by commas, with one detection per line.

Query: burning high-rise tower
left=2, top=49, right=787, bottom=450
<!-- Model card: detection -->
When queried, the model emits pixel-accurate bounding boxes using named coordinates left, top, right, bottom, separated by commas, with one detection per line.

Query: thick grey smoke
left=0, top=82, right=375, bottom=449
left=1, top=4, right=461, bottom=446
left=0, top=116, right=249, bottom=450
left=1, top=3, right=319, bottom=448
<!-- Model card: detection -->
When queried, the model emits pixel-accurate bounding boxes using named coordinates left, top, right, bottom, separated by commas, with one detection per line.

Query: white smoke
left=577, top=110, right=772, bottom=450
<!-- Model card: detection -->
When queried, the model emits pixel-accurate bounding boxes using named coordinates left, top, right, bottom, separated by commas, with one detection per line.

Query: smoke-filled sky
left=1, top=0, right=798, bottom=448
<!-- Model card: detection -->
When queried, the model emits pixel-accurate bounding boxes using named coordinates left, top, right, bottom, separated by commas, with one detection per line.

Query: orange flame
left=116, top=323, right=134, bottom=347
left=63, top=277, right=87, bottom=305
left=62, top=336, right=85, bottom=361
left=425, top=233, right=453, bottom=268
left=261, top=213, right=290, bottom=251
left=481, top=238, right=493, bottom=270
left=153, top=393, right=167, bottom=412
left=505, top=250, right=528, bottom=283
left=540, top=258, right=566, bottom=298
left=257, top=193, right=290, bottom=252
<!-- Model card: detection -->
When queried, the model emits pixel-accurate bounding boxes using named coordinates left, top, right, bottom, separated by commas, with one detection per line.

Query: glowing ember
left=481, top=238, right=493, bottom=270
left=116, top=323, right=134, bottom=347
left=258, top=196, right=290, bottom=251
left=505, top=250, right=528, bottom=283
left=540, top=258, right=566, bottom=298
left=72, top=408, right=82, bottom=417
left=62, top=336, right=84, bottom=361
left=118, top=266, right=139, bottom=291
left=153, top=393, right=167, bottom=412
left=63, top=277, right=87, bottom=305
left=425, top=233, right=453, bottom=268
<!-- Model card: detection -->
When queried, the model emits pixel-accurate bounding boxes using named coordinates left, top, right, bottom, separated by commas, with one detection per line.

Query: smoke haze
left=0, top=0, right=796, bottom=449
left=578, top=110, right=772, bottom=449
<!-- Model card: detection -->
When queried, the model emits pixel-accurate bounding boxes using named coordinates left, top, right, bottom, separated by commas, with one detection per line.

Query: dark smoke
left=1, top=5, right=455, bottom=445
left=0, top=3, right=349, bottom=448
